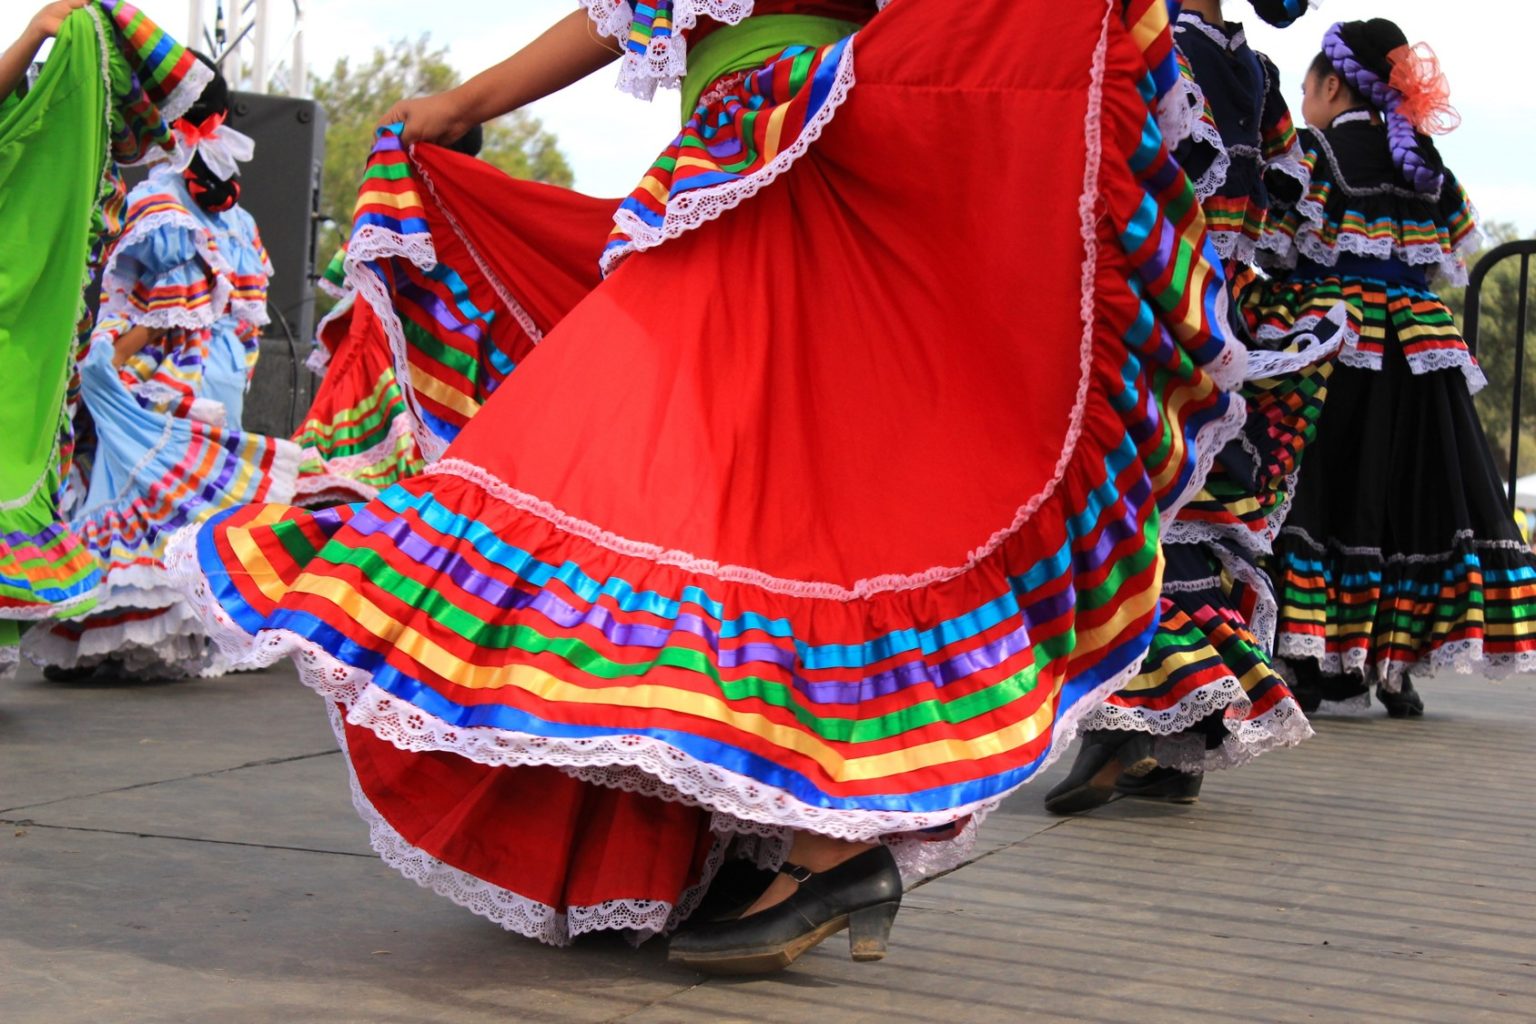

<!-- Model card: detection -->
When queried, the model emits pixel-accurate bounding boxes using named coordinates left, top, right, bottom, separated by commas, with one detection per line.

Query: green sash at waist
left=681, top=14, right=860, bottom=120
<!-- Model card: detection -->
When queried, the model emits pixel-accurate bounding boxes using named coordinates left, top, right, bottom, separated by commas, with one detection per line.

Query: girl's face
left=1300, top=68, right=1339, bottom=131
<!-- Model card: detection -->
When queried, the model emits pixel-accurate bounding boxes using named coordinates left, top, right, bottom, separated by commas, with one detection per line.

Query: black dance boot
left=1115, top=767, right=1203, bottom=803
left=668, top=846, right=902, bottom=974
left=1377, top=679, right=1425, bottom=718
left=1283, top=657, right=1324, bottom=714
left=1043, top=730, right=1157, bottom=815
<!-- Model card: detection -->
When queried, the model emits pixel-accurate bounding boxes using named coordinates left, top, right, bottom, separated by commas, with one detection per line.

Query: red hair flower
left=1388, top=42, right=1460, bottom=135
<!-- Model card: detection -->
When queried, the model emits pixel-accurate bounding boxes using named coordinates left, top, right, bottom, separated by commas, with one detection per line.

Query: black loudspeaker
left=226, top=91, right=327, bottom=438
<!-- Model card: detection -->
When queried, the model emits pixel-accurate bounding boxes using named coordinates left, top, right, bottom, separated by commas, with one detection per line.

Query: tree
left=311, top=36, right=575, bottom=269
left=1441, top=222, right=1536, bottom=479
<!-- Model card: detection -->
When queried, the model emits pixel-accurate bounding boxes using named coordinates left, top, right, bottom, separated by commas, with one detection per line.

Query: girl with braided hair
left=1244, top=18, right=1536, bottom=713
left=25, top=51, right=300, bottom=679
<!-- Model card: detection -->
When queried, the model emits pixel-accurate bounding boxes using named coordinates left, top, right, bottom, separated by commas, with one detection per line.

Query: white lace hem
left=1085, top=675, right=1313, bottom=775
left=1257, top=192, right=1483, bottom=289
left=299, top=412, right=416, bottom=479
left=167, top=502, right=1162, bottom=842
left=342, top=225, right=449, bottom=464
left=1183, top=95, right=1231, bottom=204
left=1278, top=634, right=1536, bottom=687
left=20, top=602, right=226, bottom=678
left=328, top=703, right=724, bottom=946
left=1155, top=698, right=1313, bottom=774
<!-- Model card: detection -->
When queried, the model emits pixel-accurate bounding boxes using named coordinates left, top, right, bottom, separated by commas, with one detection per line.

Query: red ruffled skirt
left=176, top=0, right=1244, bottom=942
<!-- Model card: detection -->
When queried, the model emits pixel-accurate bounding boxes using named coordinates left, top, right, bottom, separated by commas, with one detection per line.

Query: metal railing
left=1463, top=239, right=1536, bottom=511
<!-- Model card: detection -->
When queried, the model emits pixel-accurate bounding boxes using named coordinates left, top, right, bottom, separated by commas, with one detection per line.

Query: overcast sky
left=175, top=1, right=1530, bottom=230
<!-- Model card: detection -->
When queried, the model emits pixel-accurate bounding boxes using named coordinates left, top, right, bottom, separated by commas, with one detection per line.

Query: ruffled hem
left=579, top=0, right=756, bottom=101
left=172, top=513, right=1165, bottom=842
left=71, top=424, right=301, bottom=607
left=293, top=414, right=422, bottom=507
left=1276, top=526, right=1536, bottom=685
left=172, top=0, right=1246, bottom=847
left=20, top=601, right=226, bottom=678
left=98, top=205, right=235, bottom=329
left=1149, top=697, right=1313, bottom=774
left=1278, top=635, right=1536, bottom=688
left=0, top=515, right=104, bottom=621
left=600, top=35, right=857, bottom=275
left=329, top=702, right=726, bottom=945
left=1084, top=549, right=1307, bottom=773
left=1249, top=294, right=1486, bottom=396
left=1165, top=302, right=1348, bottom=559
left=1255, top=127, right=1483, bottom=288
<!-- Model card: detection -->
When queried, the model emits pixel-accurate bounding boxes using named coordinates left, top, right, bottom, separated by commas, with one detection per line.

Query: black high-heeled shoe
left=1377, top=679, right=1425, bottom=718
left=1043, top=729, right=1157, bottom=815
left=667, top=846, right=902, bottom=974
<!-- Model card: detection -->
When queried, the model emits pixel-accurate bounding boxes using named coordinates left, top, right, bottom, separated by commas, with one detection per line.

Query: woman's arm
left=112, top=324, right=165, bottom=368
left=0, top=1, right=88, bottom=99
left=382, top=9, right=622, bottom=146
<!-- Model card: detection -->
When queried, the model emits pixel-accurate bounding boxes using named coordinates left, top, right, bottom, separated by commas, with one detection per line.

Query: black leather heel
left=668, top=846, right=903, bottom=974
left=847, top=899, right=899, bottom=961
left=1043, top=729, right=1157, bottom=815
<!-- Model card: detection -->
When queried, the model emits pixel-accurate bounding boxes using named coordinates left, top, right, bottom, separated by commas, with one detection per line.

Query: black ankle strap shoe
left=667, top=845, right=903, bottom=974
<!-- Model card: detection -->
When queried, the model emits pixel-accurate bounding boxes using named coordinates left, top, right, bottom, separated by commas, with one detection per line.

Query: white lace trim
left=413, top=158, right=544, bottom=349
left=1086, top=673, right=1312, bottom=774
left=1277, top=527, right=1536, bottom=683
left=1280, top=526, right=1533, bottom=563
left=1257, top=129, right=1484, bottom=287
left=1156, top=61, right=1203, bottom=153
left=599, top=35, right=857, bottom=276
left=1208, top=540, right=1278, bottom=653
left=1265, top=147, right=1311, bottom=194
left=167, top=505, right=1163, bottom=842
left=1176, top=11, right=1244, bottom=52
left=1186, top=95, right=1232, bottom=204
left=327, top=703, right=723, bottom=946
left=292, top=415, right=418, bottom=506
left=343, top=225, right=450, bottom=464
left=98, top=206, right=234, bottom=330
left=292, top=473, right=377, bottom=506
left=1279, top=635, right=1536, bottom=687
left=1255, top=309, right=1486, bottom=395
left=305, top=295, right=350, bottom=378
left=579, top=0, right=757, bottom=101
left=300, top=413, right=416, bottom=479
left=304, top=344, right=331, bottom=377
left=1153, top=697, right=1313, bottom=774
left=1242, top=301, right=1349, bottom=380
left=0, top=464, right=53, bottom=512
